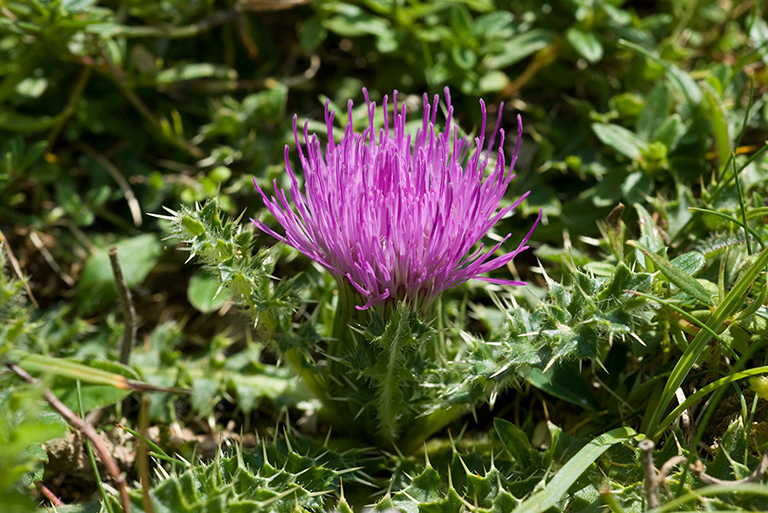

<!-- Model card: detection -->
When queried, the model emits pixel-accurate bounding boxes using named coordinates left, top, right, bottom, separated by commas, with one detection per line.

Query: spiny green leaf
left=388, top=465, right=463, bottom=513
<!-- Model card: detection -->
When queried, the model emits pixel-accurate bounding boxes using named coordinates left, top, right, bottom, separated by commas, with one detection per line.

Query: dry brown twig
left=640, top=439, right=768, bottom=510
left=108, top=246, right=137, bottom=365
left=138, top=395, right=155, bottom=513
left=34, top=481, right=64, bottom=507
left=74, top=142, right=143, bottom=228
left=690, top=452, right=768, bottom=486
left=639, top=439, right=662, bottom=509
left=0, top=229, right=39, bottom=308
left=7, top=362, right=132, bottom=513
left=236, top=0, right=314, bottom=11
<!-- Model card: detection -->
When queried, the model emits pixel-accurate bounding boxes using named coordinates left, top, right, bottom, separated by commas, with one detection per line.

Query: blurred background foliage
left=2, top=0, right=768, bottom=510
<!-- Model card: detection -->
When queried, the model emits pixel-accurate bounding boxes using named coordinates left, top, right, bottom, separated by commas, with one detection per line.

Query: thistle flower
left=252, top=89, right=540, bottom=310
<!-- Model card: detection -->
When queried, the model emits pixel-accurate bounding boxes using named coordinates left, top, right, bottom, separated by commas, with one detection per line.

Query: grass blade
left=689, top=208, right=764, bottom=249
left=653, top=366, right=768, bottom=439
left=645, top=245, right=768, bottom=438
left=16, top=352, right=137, bottom=389
left=515, top=427, right=638, bottom=513
left=651, top=483, right=768, bottom=512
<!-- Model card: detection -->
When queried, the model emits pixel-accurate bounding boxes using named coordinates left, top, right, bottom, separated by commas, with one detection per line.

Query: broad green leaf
left=155, top=63, right=237, bottom=84
left=56, top=184, right=94, bottom=225
left=618, top=39, right=702, bottom=105
left=452, top=46, right=477, bottom=70
left=620, top=171, right=653, bottom=205
left=485, top=29, right=552, bottom=68
left=514, top=427, right=638, bottom=513
left=227, top=369, right=303, bottom=413
left=591, top=123, right=645, bottom=160
left=63, top=381, right=130, bottom=412
left=478, top=71, right=508, bottom=93
left=0, top=137, right=46, bottom=173
left=299, top=17, right=326, bottom=51
left=634, top=203, right=664, bottom=256
left=494, top=418, right=533, bottom=467
left=324, top=7, right=390, bottom=37
left=636, top=82, right=671, bottom=141
left=473, top=11, right=514, bottom=40
left=61, top=0, right=98, bottom=11
left=0, top=396, right=67, bottom=451
left=0, top=110, right=57, bottom=132
left=565, top=28, right=603, bottom=63
left=187, top=272, right=227, bottom=313
left=527, top=366, right=601, bottom=411
left=670, top=251, right=705, bottom=276
left=449, top=4, right=473, bottom=40
left=703, top=80, right=732, bottom=169
left=654, top=113, right=684, bottom=148
left=750, top=17, right=768, bottom=46
left=84, top=22, right=123, bottom=36
left=627, top=240, right=714, bottom=306
left=189, top=378, right=219, bottom=417
left=751, top=375, right=768, bottom=400
left=75, top=234, right=163, bottom=313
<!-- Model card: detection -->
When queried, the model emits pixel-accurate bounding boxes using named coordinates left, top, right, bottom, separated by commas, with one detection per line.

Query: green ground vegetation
left=2, top=0, right=768, bottom=511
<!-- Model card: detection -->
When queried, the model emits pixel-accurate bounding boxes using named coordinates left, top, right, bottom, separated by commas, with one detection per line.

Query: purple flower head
left=252, top=88, right=540, bottom=310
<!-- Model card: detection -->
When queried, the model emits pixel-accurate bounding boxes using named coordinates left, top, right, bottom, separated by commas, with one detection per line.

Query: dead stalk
left=109, top=246, right=137, bottom=365
left=7, top=362, right=132, bottom=513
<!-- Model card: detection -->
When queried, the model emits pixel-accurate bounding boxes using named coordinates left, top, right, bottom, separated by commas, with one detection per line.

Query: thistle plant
left=252, top=89, right=540, bottom=449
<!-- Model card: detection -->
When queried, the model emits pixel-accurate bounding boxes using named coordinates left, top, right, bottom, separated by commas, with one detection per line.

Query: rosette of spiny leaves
left=119, top=433, right=378, bottom=513
left=524, top=264, right=655, bottom=366
left=446, top=263, right=655, bottom=402
left=160, top=199, right=298, bottom=334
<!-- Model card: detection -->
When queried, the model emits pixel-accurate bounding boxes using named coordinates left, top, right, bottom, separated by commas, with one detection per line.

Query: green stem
left=283, top=347, right=346, bottom=428
left=331, top=280, right=359, bottom=346
left=322, top=280, right=373, bottom=434
left=400, top=404, right=467, bottom=454
left=377, top=319, right=407, bottom=443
